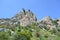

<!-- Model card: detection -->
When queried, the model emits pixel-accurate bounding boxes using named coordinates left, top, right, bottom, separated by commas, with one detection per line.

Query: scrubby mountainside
left=0, top=8, right=60, bottom=40
left=0, top=8, right=37, bottom=28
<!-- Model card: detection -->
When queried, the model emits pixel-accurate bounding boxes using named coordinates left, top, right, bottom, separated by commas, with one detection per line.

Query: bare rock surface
left=0, top=8, right=60, bottom=30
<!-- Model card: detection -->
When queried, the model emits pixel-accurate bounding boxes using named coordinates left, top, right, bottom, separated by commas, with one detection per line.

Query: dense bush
left=0, top=24, right=60, bottom=40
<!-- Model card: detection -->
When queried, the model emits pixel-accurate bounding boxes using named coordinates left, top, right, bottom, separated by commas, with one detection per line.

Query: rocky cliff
left=0, top=8, right=60, bottom=30
left=0, top=8, right=37, bottom=27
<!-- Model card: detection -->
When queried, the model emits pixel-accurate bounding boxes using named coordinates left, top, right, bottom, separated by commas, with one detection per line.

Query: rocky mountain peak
left=0, top=9, right=60, bottom=30
left=39, top=16, right=53, bottom=25
left=42, top=16, right=51, bottom=21
left=21, top=8, right=25, bottom=12
left=12, top=8, right=37, bottom=26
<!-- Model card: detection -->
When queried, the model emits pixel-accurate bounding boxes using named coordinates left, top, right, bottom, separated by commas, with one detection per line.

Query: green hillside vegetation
left=0, top=23, right=60, bottom=40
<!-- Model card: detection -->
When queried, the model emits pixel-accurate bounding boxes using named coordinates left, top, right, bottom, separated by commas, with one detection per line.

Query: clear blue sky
left=0, top=0, right=60, bottom=20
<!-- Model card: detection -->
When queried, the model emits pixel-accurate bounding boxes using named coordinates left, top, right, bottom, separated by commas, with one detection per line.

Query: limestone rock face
left=12, top=9, right=37, bottom=26
left=0, top=8, right=59, bottom=30
left=40, top=16, right=53, bottom=25
left=54, top=18, right=60, bottom=26
left=36, top=16, right=56, bottom=30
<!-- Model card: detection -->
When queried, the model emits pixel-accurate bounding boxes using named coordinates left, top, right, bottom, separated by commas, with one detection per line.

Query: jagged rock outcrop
left=36, top=16, right=56, bottom=30
left=54, top=18, right=60, bottom=27
left=40, top=16, right=53, bottom=25
left=0, top=8, right=37, bottom=27
left=12, top=8, right=37, bottom=26
left=0, top=8, right=60, bottom=30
